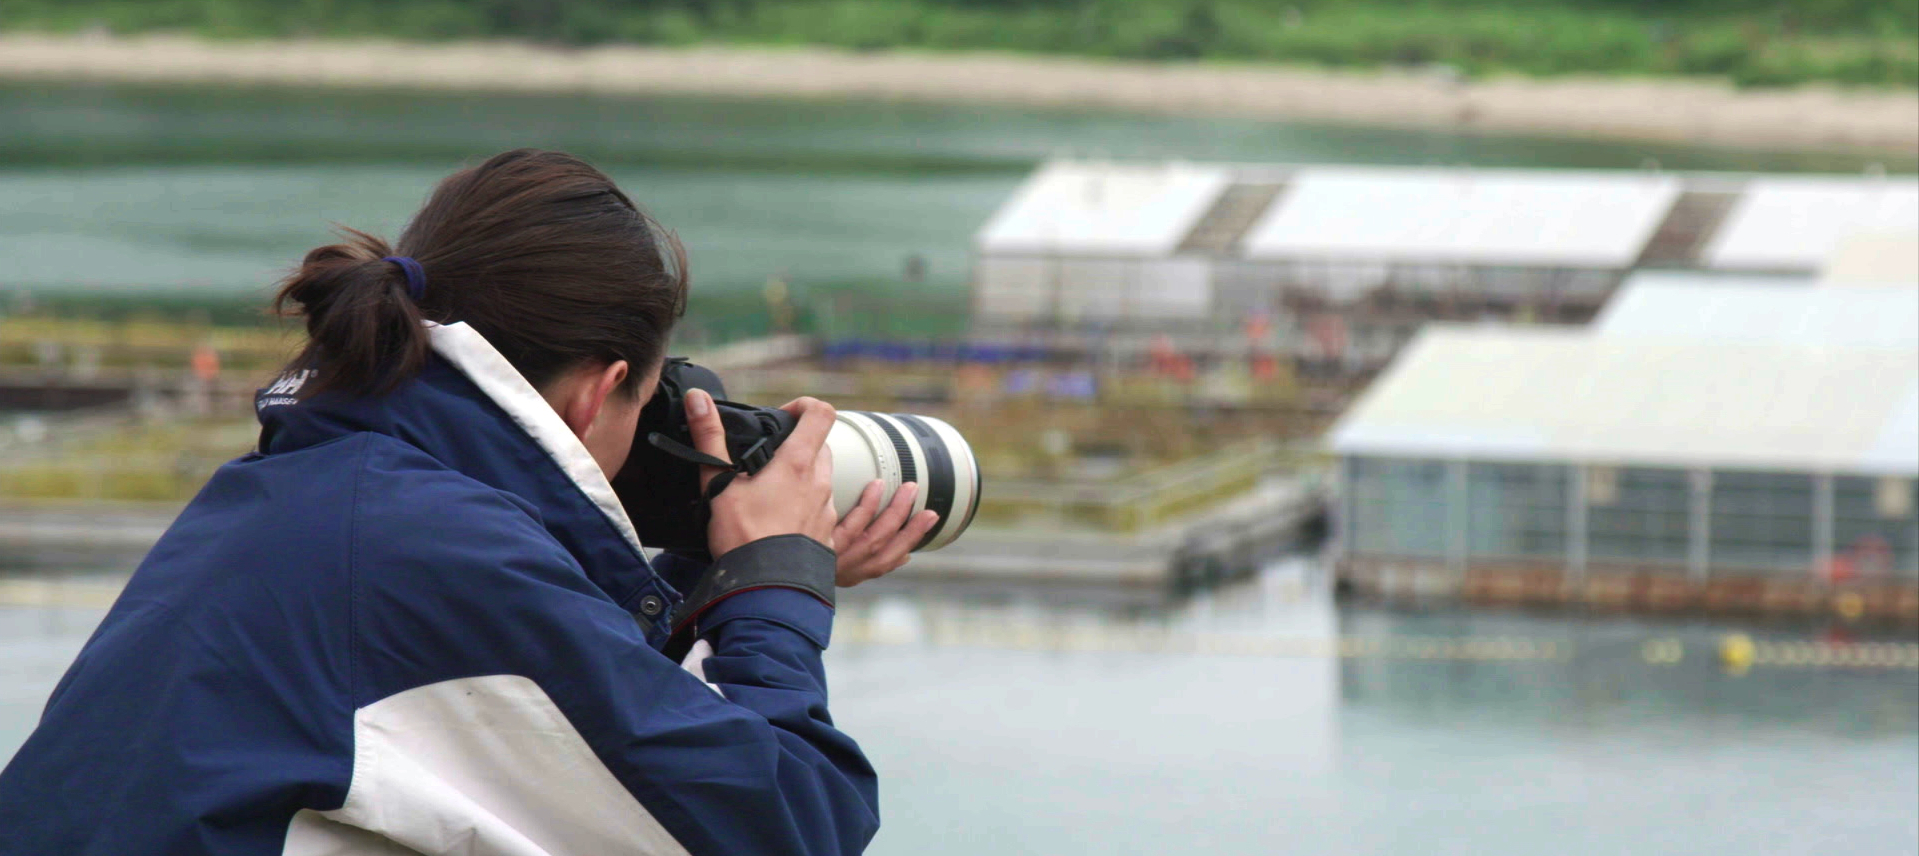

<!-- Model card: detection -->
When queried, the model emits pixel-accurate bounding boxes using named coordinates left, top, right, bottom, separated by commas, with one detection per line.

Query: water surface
left=5, top=571, right=1914, bottom=855
left=3, top=82, right=1912, bottom=305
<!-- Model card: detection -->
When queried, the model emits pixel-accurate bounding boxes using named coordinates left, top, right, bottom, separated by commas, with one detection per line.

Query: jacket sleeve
left=647, top=549, right=710, bottom=603
left=350, top=485, right=878, bottom=856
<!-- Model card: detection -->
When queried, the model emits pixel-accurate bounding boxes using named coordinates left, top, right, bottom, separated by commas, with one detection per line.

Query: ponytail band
left=382, top=256, right=427, bottom=302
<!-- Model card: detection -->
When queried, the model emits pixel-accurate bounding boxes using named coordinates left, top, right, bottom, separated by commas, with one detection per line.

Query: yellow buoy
left=1719, top=633, right=1756, bottom=675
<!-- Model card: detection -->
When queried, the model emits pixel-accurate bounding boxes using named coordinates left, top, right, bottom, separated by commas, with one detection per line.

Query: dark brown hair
left=274, top=149, right=688, bottom=397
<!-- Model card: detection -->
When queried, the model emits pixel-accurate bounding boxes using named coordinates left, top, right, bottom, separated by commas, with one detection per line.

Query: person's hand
left=832, top=480, right=940, bottom=586
left=686, top=390, right=838, bottom=558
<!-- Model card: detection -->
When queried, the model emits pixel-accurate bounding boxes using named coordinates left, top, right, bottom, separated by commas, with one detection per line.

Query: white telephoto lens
left=825, top=412, right=980, bottom=552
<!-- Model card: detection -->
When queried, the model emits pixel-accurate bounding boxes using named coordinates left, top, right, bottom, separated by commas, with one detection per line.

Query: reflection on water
left=829, top=568, right=1918, bottom=855
left=5, top=556, right=1914, bottom=855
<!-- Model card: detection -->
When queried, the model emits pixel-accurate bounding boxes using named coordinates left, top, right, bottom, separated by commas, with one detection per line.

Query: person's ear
left=556, top=360, right=630, bottom=442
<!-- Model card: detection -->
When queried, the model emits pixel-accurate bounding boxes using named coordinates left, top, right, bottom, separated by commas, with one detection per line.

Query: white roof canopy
left=1820, top=232, right=1919, bottom=287
left=1241, top=167, right=1680, bottom=268
left=1595, top=272, right=1918, bottom=349
left=1704, top=178, right=1919, bottom=273
left=1330, top=326, right=1918, bottom=476
left=975, top=160, right=1229, bottom=257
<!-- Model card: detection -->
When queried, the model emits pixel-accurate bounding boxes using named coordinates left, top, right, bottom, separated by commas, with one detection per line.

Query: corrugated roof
left=1329, top=326, right=1918, bottom=475
left=1594, top=272, right=1918, bottom=348
left=1240, top=167, right=1680, bottom=267
left=1704, top=177, right=1919, bottom=272
left=975, top=160, right=1230, bottom=257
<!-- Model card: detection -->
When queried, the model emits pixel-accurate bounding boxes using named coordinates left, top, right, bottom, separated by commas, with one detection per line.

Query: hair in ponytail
left=273, top=229, right=428, bottom=396
left=274, top=149, right=689, bottom=398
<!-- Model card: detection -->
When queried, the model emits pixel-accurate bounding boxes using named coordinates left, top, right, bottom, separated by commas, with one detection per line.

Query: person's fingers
left=905, top=508, right=940, bottom=543
left=838, top=504, right=937, bottom=585
left=835, top=481, right=884, bottom=542
left=869, top=481, right=919, bottom=539
left=843, top=485, right=912, bottom=562
left=875, top=510, right=940, bottom=569
left=773, top=397, right=836, bottom=467
left=683, top=388, right=729, bottom=491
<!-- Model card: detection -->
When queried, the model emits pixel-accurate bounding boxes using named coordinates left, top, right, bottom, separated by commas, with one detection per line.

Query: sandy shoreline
left=1, top=33, right=1915, bottom=155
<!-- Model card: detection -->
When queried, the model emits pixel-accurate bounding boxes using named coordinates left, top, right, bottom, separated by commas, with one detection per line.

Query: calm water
left=4, top=565, right=1915, bottom=855
left=2, top=82, right=1914, bottom=305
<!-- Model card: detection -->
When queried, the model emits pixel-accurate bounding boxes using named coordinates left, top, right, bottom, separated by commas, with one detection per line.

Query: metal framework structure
left=1330, top=278, right=1919, bottom=583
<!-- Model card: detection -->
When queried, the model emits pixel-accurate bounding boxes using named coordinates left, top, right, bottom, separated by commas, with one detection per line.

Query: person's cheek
left=591, top=399, right=643, bottom=478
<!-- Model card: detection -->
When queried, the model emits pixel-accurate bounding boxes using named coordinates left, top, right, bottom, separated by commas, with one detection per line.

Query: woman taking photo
left=0, top=149, right=936, bottom=855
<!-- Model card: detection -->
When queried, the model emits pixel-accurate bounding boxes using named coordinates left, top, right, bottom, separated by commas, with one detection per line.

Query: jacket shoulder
left=343, top=436, right=617, bottom=696
left=353, top=434, right=549, bottom=535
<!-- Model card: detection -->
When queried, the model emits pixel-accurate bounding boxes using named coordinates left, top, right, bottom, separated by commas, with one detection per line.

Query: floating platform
left=1338, top=557, right=1919, bottom=625
left=896, top=476, right=1328, bottom=605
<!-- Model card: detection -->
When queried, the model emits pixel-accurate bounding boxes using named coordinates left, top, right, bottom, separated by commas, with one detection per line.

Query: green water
left=2, top=81, right=1913, bottom=325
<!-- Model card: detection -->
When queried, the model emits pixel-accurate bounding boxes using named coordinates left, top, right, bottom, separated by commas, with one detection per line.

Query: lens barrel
left=826, top=412, right=979, bottom=552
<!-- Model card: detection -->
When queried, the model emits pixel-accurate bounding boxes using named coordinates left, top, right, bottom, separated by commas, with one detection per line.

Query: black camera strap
left=644, top=431, right=779, bottom=504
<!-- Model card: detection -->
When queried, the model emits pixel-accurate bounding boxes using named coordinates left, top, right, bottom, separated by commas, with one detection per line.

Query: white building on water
left=971, top=159, right=1919, bottom=370
left=1329, top=272, right=1919, bottom=591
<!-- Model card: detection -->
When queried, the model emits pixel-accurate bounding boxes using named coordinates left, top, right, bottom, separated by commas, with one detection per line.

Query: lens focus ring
left=869, top=414, right=918, bottom=487
left=893, top=415, right=954, bottom=550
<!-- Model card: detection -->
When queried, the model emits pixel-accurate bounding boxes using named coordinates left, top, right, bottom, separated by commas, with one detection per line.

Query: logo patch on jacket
left=256, top=369, right=315, bottom=411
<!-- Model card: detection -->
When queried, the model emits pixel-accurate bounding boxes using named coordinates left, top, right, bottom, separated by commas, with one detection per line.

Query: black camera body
left=612, top=358, right=793, bottom=553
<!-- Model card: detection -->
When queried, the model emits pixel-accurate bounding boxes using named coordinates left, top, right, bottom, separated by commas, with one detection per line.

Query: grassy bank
left=5, top=1, right=1915, bottom=89
left=2, top=284, right=972, bottom=346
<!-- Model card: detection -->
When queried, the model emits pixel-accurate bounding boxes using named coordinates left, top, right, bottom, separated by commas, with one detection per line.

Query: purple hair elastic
left=382, top=256, right=427, bottom=301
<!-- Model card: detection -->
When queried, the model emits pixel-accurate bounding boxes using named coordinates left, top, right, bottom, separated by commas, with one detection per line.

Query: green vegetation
left=0, top=419, right=257, bottom=502
left=7, top=293, right=276, bottom=328
left=0, top=311, right=294, bottom=372
left=4, top=1, right=1915, bottom=88
left=2, top=285, right=973, bottom=344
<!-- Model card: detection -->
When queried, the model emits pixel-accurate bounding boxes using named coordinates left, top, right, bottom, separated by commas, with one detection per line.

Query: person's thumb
left=684, top=388, right=730, bottom=490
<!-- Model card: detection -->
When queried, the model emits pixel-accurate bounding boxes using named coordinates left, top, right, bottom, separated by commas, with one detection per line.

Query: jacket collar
left=256, top=322, right=678, bottom=634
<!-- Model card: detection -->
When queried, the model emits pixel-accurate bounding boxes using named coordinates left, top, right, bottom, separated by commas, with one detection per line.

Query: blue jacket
left=0, top=322, right=878, bottom=855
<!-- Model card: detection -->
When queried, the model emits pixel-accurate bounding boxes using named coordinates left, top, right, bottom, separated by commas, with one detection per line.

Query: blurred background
left=1, top=2, right=1916, bottom=854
